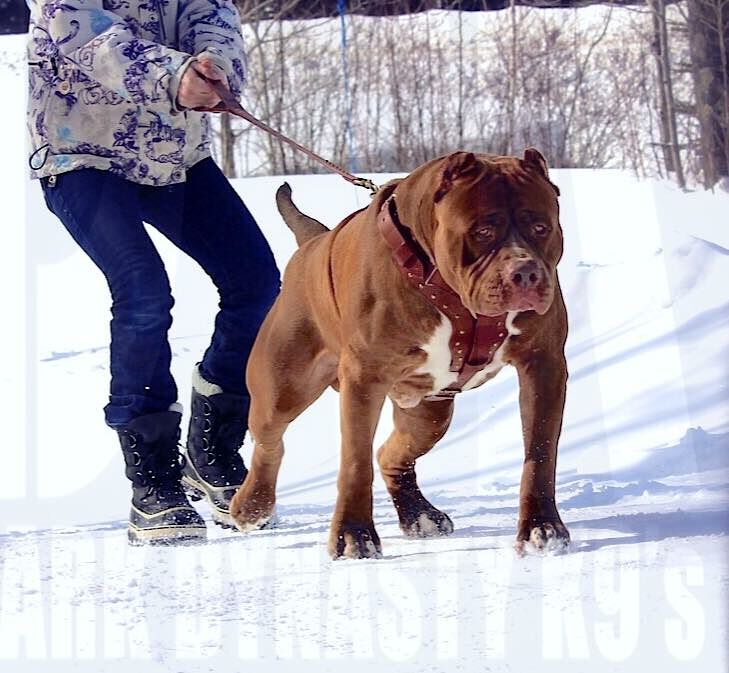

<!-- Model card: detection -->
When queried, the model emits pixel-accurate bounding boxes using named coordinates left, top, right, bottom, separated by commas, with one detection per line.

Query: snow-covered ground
left=2, top=33, right=729, bottom=673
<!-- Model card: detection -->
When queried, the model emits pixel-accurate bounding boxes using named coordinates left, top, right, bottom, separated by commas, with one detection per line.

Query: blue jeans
left=41, top=158, right=280, bottom=427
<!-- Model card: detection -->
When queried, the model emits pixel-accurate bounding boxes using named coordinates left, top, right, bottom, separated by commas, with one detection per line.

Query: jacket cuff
left=197, top=50, right=238, bottom=94
left=198, top=51, right=229, bottom=72
left=169, top=55, right=199, bottom=114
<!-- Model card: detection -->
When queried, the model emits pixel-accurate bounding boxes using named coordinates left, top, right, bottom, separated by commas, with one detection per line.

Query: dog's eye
left=532, top=222, right=551, bottom=237
left=472, top=224, right=495, bottom=241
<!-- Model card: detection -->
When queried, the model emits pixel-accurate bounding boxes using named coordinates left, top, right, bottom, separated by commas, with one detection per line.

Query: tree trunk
left=649, top=0, right=686, bottom=188
left=686, top=0, right=729, bottom=188
left=506, top=0, right=518, bottom=155
left=457, top=9, right=465, bottom=148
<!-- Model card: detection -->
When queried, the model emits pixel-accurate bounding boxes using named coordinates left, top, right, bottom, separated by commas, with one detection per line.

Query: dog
left=229, top=149, right=570, bottom=558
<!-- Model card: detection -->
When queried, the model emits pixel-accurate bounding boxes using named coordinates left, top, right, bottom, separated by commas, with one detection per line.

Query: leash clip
left=352, top=177, right=379, bottom=195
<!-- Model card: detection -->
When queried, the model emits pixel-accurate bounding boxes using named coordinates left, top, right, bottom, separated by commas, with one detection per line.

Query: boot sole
left=181, top=475, right=237, bottom=530
left=127, top=523, right=207, bottom=546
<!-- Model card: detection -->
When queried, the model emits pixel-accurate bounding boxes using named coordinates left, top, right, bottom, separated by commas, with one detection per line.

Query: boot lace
left=121, top=431, right=185, bottom=498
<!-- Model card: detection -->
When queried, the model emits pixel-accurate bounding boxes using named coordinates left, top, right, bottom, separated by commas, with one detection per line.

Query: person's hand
left=176, top=58, right=228, bottom=110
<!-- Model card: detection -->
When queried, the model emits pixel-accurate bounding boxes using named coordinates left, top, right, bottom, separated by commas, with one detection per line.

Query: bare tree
left=685, top=0, right=729, bottom=187
left=648, top=0, right=686, bottom=187
left=208, top=3, right=716, bottom=189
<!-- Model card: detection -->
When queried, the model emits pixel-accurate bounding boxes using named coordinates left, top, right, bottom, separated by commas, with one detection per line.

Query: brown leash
left=202, top=81, right=379, bottom=195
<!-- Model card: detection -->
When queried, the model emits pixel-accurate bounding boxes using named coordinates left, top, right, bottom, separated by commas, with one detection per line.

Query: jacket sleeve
left=177, top=0, right=247, bottom=97
left=44, top=0, right=195, bottom=112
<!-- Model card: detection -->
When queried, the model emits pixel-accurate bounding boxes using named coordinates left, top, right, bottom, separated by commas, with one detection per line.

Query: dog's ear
left=435, top=151, right=479, bottom=202
left=523, top=148, right=560, bottom=196
left=523, top=148, right=549, bottom=177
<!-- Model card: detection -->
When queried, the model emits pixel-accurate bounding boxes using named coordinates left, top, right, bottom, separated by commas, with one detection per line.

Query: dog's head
left=401, top=149, right=563, bottom=317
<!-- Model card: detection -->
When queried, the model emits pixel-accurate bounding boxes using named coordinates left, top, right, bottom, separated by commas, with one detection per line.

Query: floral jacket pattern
left=27, top=0, right=246, bottom=185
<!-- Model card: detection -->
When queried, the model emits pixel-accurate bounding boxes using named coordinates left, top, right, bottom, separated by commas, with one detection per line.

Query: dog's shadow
left=267, top=485, right=728, bottom=558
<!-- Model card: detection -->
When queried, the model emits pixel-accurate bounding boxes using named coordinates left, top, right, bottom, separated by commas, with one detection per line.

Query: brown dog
left=229, top=149, right=570, bottom=558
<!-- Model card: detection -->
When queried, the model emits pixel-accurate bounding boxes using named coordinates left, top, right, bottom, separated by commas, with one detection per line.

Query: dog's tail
left=276, top=182, right=330, bottom=247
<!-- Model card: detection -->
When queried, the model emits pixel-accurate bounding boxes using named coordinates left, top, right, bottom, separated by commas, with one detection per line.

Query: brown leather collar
left=377, top=195, right=507, bottom=400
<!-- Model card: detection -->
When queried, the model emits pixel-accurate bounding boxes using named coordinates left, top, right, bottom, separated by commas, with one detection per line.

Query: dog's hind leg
left=229, top=311, right=336, bottom=532
left=377, top=398, right=455, bottom=538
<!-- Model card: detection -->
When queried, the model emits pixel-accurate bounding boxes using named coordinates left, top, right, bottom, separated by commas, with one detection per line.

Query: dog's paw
left=514, top=521, right=570, bottom=557
left=229, top=487, right=276, bottom=533
left=329, top=522, right=382, bottom=560
left=401, top=507, right=454, bottom=538
left=232, top=508, right=277, bottom=533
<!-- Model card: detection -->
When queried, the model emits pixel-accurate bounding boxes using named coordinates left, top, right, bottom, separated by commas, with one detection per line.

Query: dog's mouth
left=461, top=270, right=554, bottom=317
left=465, top=293, right=552, bottom=317
left=503, top=288, right=553, bottom=315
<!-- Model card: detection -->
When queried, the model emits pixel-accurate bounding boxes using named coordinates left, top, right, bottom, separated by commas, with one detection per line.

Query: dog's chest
left=390, top=312, right=520, bottom=408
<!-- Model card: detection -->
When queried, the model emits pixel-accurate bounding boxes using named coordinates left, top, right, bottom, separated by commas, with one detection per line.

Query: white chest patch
left=414, top=311, right=521, bottom=398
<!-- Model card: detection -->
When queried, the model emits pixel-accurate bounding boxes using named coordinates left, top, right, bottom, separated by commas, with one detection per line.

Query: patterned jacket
left=27, top=0, right=246, bottom=185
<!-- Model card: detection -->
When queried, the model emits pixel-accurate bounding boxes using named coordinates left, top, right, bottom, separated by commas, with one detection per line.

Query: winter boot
left=181, top=366, right=249, bottom=528
left=118, top=410, right=207, bottom=545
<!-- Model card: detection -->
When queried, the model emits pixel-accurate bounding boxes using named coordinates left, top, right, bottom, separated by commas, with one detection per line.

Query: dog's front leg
left=329, top=358, right=388, bottom=559
left=514, top=353, right=570, bottom=554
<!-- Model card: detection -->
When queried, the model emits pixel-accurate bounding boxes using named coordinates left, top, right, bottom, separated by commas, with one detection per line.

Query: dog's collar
left=377, top=195, right=507, bottom=400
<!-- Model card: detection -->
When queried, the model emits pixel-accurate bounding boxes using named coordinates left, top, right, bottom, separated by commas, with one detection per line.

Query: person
left=27, top=0, right=281, bottom=545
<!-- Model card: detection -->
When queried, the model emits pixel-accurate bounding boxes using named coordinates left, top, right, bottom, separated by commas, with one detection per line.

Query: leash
left=202, top=80, right=379, bottom=195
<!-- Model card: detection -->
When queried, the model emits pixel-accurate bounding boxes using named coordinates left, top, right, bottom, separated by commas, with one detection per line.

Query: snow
left=2, top=33, right=728, bottom=672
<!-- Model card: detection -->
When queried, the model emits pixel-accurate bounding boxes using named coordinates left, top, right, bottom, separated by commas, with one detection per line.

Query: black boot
left=118, top=410, right=207, bottom=545
left=182, top=366, right=249, bottom=528
left=181, top=366, right=249, bottom=528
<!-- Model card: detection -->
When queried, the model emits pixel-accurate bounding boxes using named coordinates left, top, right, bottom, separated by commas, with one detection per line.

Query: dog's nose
left=509, top=260, right=541, bottom=289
